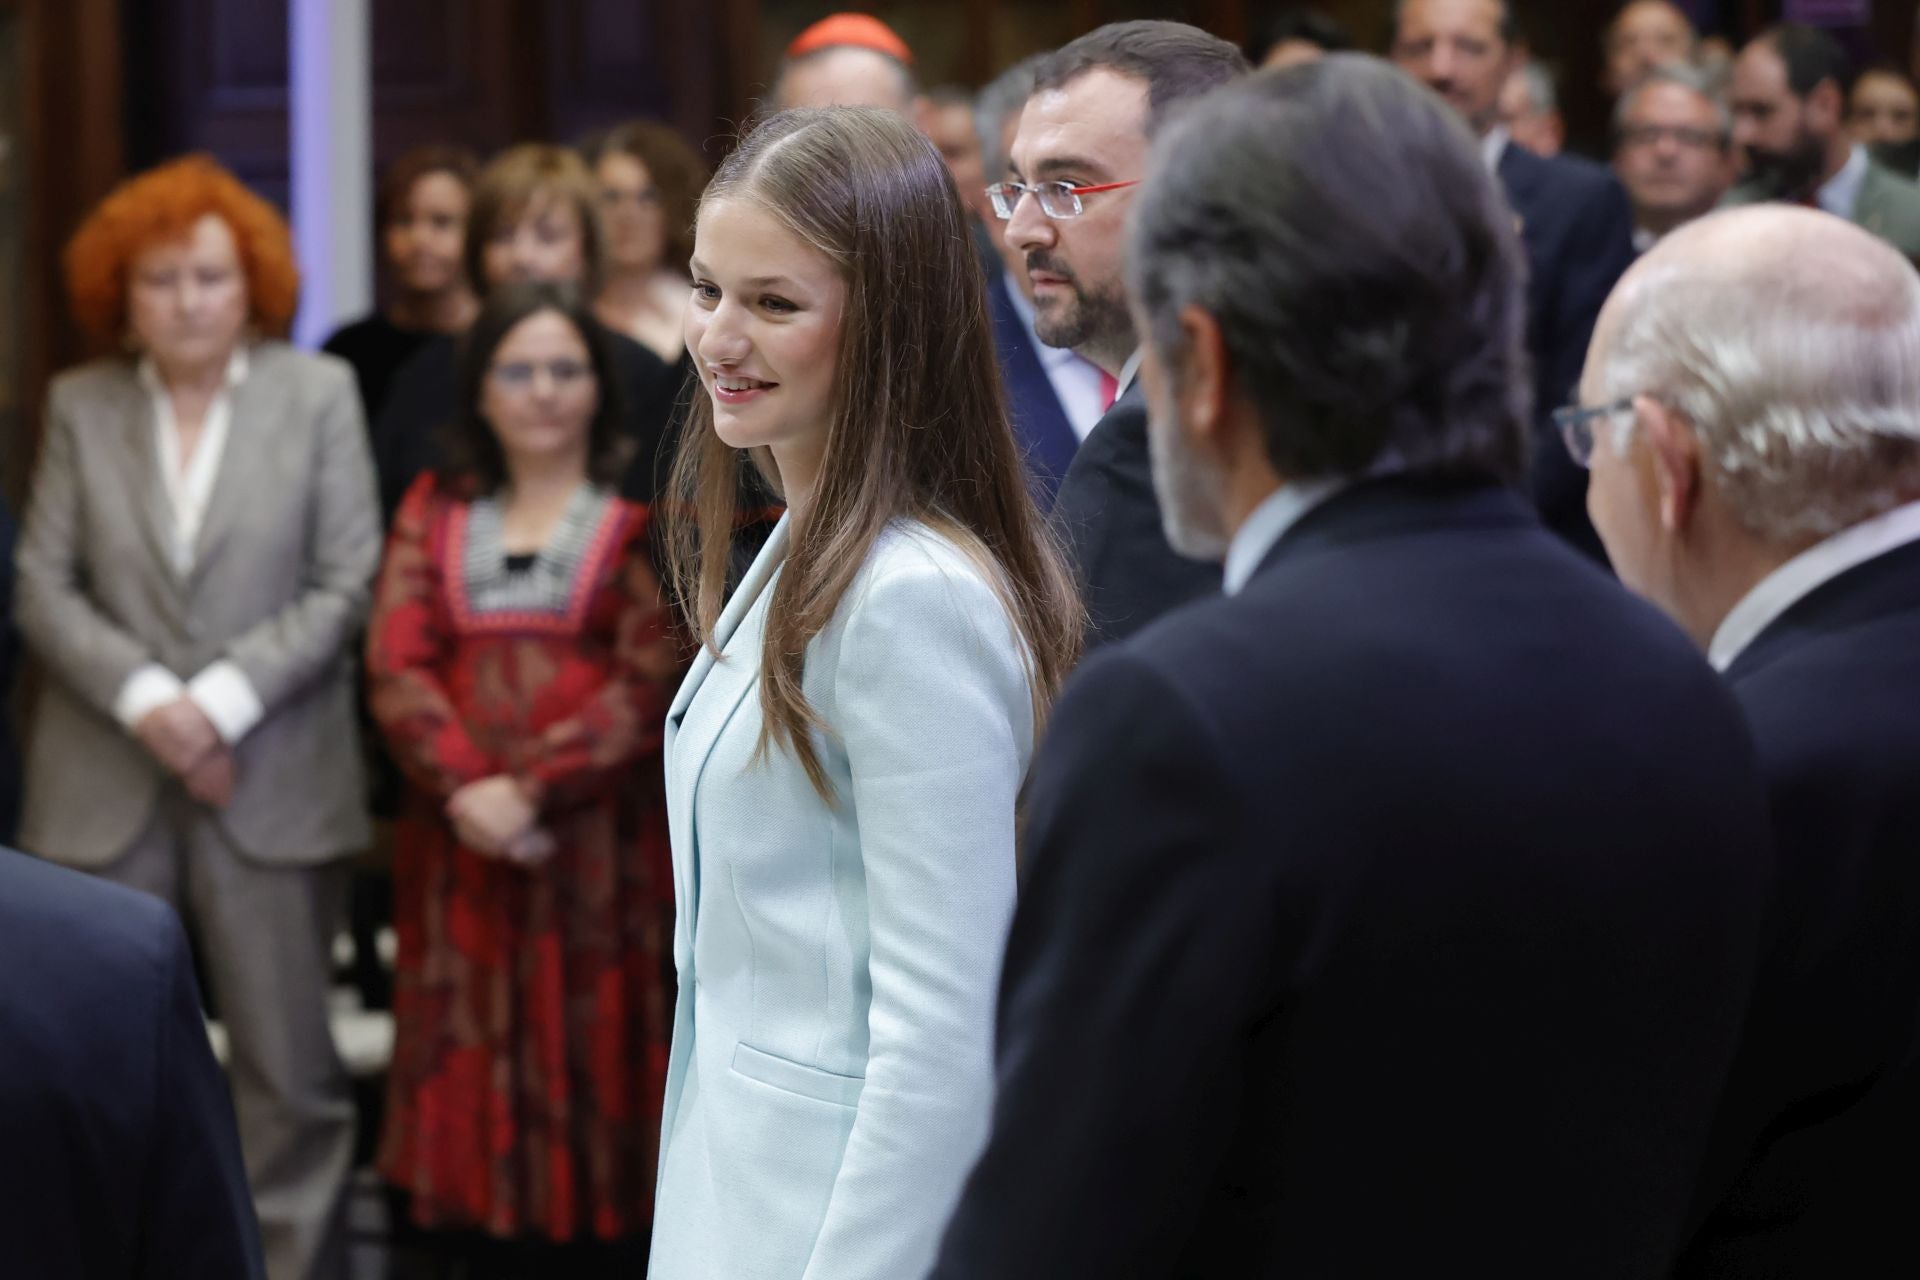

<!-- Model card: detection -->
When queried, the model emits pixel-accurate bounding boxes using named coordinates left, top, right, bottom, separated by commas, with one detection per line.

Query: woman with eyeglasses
left=367, top=282, right=681, bottom=1278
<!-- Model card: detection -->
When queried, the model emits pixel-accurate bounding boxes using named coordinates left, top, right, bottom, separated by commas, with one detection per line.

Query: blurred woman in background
left=372, top=145, right=681, bottom=523
left=15, top=153, right=380, bottom=1280
left=587, top=121, right=709, bottom=367
left=368, top=282, right=680, bottom=1279
left=325, top=145, right=480, bottom=425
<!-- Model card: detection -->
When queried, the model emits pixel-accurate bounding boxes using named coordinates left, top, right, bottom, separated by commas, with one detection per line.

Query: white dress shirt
left=1222, top=477, right=1350, bottom=595
left=1115, top=348, right=1145, bottom=401
left=114, top=349, right=265, bottom=744
left=1818, top=144, right=1870, bottom=221
left=1001, top=267, right=1109, bottom=440
left=1708, top=498, right=1920, bottom=671
left=1480, top=125, right=1511, bottom=174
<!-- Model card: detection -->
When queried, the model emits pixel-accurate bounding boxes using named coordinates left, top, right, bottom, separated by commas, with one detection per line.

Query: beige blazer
left=14, top=342, right=380, bottom=867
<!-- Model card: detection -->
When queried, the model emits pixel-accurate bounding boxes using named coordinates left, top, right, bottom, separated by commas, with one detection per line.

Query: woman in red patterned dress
left=367, top=281, right=681, bottom=1277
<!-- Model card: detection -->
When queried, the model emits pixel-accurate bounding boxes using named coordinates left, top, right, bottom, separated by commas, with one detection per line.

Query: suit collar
left=188, top=348, right=280, bottom=586
left=1719, top=503, right=1920, bottom=678
left=1251, top=472, right=1535, bottom=583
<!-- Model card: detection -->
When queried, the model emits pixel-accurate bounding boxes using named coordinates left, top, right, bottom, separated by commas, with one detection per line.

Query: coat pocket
left=730, top=1041, right=865, bottom=1108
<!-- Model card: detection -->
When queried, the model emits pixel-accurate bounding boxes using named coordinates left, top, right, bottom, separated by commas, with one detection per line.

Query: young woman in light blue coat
left=651, top=106, right=1082, bottom=1279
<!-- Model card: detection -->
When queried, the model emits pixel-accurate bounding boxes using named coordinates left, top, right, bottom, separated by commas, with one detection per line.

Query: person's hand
left=183, top=748, right=237, bottom=809
left=503, top=827, right=558, bottom=868
left=135, top=698, right=221, bottom=776
left=446, top=776, right=539, bottom=857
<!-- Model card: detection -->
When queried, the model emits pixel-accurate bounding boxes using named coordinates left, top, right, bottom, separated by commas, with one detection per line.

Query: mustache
left=1025, top=250, right=1078, bottom=285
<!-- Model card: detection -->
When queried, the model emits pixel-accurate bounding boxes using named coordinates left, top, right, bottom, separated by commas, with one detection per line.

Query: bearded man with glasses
left=994, top=21, right=1246, bottom=649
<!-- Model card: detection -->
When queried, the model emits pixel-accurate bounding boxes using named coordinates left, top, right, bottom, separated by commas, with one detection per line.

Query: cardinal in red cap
left=776, top=13, right=918, bottom=111
left=786, top=12, right=914, bottom=64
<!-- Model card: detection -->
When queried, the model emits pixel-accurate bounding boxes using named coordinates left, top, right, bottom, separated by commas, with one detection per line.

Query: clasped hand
left=446, top=775, right=555, bottom=867
left=135, top=697, right=235, bottom=808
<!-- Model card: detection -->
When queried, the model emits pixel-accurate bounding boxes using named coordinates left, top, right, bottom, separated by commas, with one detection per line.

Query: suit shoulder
left=250, top=341, right=355, bottom=395
left=856, top=521, right=1008, bottom=606
left=0, top=847, right=176, bottom=981
left=1540, top=149, right=1621, bottom=194
left=48, top=357, right=137, bottom=409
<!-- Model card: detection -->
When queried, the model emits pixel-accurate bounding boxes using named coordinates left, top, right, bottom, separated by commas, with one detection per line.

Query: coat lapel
left=189, top=358, right=278, bottom=587
left=111, top=369, right=184, bottom=588
left=664, top=514, right=790, bottom=970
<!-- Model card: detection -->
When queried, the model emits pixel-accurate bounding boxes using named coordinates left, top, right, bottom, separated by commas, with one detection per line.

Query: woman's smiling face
left=686, top=197, right=848, bottom=473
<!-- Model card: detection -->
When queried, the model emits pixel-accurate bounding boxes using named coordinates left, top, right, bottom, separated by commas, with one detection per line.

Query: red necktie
left=1097, top=370, right=1120, bottom=413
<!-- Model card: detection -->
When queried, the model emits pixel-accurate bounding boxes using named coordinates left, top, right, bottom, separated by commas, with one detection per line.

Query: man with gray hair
left=1499, top=61, right=1564, bottom=156
left=1613, top=63, right=1738, bottom=251
left=933, top=55, right=1772, bottom=1277
left=1578, top=205, right=1920, bottom=1274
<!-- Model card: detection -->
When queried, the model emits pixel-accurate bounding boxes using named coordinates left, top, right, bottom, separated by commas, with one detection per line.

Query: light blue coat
left=649, top=514, right=1033, bottom=1279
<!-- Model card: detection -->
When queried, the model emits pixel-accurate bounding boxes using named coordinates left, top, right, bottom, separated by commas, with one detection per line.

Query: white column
left=289, top=0, right=372, bottom=349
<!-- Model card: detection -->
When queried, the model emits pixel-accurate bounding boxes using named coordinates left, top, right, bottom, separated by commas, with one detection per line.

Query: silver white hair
left=1612, top=63, right=1731, bottom=145
left=1595, top=213, right=1920, bottom=542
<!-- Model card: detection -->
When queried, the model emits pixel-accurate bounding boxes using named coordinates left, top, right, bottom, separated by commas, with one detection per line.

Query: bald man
left=774, top=44, right=916, bottom=112
left=1579, top=206, right=1920, bottom=1275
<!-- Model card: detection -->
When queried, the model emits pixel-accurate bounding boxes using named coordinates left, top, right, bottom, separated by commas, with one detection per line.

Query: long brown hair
left=665, top=106, right=1082, bottom=799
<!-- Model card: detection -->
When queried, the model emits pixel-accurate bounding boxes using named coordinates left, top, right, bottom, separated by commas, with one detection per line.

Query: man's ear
left=1641, top=396, right=1703, bottom=535
left=1175, top=303, right=1230, bottom=452
left=1807, top=78, right=1845, bottom=134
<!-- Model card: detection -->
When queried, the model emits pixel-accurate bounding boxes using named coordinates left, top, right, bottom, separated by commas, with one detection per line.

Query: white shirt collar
left=136, top=346, right=251, bottom=576
left=1817, top=144, right=1870, bottom=220
left=1708, top=497, right=1920, bottom=671
left=1480, top=125, right=1511, bottom=174
left=1222, top=477, right=1350, bottom=595
left=1115, top=348, right=1145, bottom=399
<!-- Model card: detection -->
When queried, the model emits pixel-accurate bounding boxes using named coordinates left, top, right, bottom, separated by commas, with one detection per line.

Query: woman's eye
left=761, top=296, right=795, bottom=313
left=693, top=281, right=720, bottom=303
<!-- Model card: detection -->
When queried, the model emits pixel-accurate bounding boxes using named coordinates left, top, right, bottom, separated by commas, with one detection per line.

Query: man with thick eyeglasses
left=996, top=21, right=1246, bottom=649
left=1612, top=64, right=1738, bottom=253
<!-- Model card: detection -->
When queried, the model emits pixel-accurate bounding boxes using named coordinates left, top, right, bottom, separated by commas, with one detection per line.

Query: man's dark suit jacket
left=0, top=847, right=264, bottom=1278
left=371, top=325, right=684, bottom=524
left=983, top=269, right=1081, bottom=509
left=1676, top=536, right=1920, bottom=1277
left=1050, top=380, right=1220, bottom=647
left=1498, top=142, right=1638, bottom=562
left=932, top=476, right=1774, bottom=1278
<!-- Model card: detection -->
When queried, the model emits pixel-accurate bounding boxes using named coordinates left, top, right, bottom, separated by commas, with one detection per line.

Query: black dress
left=322, top=314, right=438, bottom=426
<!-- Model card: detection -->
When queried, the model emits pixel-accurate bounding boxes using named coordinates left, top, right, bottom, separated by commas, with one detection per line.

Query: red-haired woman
left=14, top=154, right=381, bottom=1280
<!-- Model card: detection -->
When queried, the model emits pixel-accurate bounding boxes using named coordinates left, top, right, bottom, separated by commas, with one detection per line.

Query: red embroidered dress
left=368, top=474, right=679, bottom=1241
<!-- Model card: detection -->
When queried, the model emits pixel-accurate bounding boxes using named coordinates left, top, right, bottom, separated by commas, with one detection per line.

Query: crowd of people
left=2, top=2, right=1918, bottom=1278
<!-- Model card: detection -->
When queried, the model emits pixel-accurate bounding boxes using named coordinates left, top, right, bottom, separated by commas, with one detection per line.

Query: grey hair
left=975, top=54, right=1046, bottom=179
left=1515, top=62, right=1558, bottom=115
left=1612, top=63, right=1731, bottom=143
left=1127, top=54, right=1530, bottom=484
left=1596, top=214, right=1920, bottom=542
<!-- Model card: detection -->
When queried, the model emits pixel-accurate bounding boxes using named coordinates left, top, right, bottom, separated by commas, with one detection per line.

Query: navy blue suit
left=1497, top=143, right=1638, bottom=562
left=0, top=847, right=264, bottom=1278
left=1050, top=382, right=1222, bottom=648
left=934, top=476, right=1773, bottom=1277
left=1678, top=537, right=1920, bottom=1276
left=983, top=269, right=1081, bottom=509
